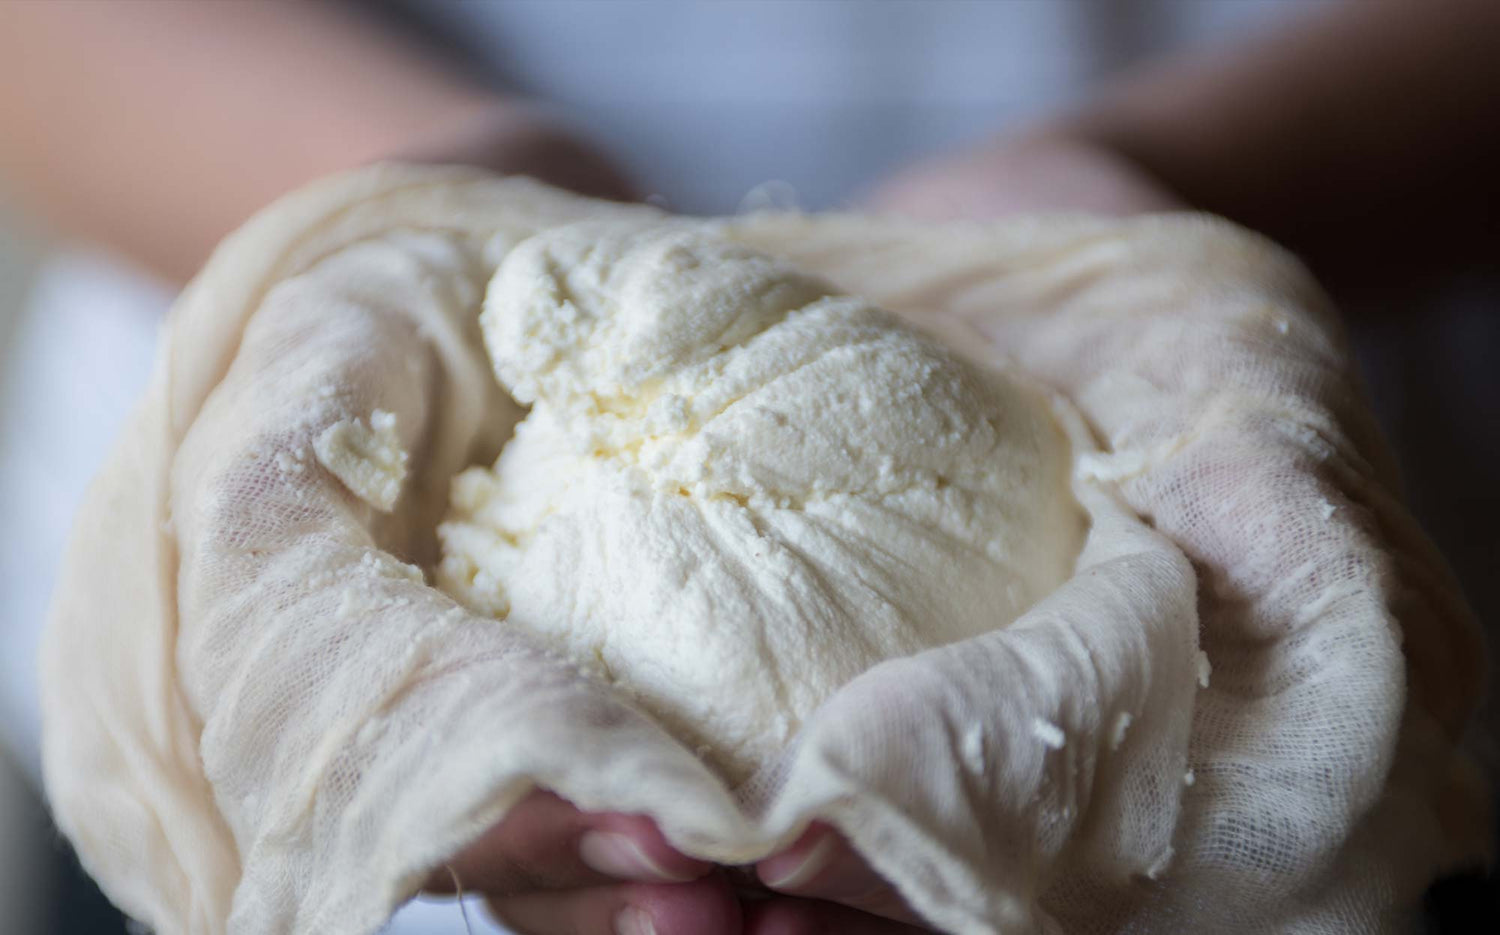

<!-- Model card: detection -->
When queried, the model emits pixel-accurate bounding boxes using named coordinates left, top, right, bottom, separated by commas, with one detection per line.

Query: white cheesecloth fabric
left=39, top=166, right=1487, bottom=935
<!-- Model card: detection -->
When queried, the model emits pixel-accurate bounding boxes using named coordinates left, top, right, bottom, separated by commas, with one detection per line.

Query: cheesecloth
left=40, top=166, right=1487, bottom=934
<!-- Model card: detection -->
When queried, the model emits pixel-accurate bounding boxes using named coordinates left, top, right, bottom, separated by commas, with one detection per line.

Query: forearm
left=1058, top=0, right=1500, bottom=287
left=0, top=1, right=501, bottom=282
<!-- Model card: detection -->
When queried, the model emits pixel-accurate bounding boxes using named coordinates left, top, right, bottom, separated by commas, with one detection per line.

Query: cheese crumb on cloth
left=39, top=166, right=1486, bottom=935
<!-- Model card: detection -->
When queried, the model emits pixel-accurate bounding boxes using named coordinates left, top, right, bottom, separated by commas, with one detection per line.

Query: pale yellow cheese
left=438, top=219, right=1085, bottom=782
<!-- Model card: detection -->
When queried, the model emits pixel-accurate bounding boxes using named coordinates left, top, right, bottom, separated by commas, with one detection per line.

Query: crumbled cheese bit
left=1075, top=448, right=1151, bottom=484
left=1110, top=711, right=1133, bottom=750
left=961, top=724, right=986, bottom=772
left=1319, top=498, right=1337, bottom=521
left=1031, top=718, right=1066, bottom=750
left=1183, top=769, right=1196, bottom=787
left=274, top=449, right=306, bottom=475
left=314, top=409, right=409, bottom=511
left=1196, top=650, right=1212, bottom=689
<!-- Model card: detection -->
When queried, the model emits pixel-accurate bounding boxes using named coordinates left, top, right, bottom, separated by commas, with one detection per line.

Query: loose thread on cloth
left=446, top=864, right=474, bottom=935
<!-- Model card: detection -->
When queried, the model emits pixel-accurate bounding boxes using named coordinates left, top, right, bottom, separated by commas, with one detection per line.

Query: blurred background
left=1, top=1, right=1495, bottom=932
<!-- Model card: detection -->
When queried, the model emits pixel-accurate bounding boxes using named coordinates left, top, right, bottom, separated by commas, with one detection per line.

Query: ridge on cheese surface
left=437, top=219, right=1086, bottom=782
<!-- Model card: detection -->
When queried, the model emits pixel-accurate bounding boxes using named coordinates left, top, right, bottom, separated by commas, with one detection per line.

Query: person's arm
left=1072, top=0, right=1500, bottom=288
left=0, top=2, right=627, bottom=283
left=870, top=0, right=1500, bottom=294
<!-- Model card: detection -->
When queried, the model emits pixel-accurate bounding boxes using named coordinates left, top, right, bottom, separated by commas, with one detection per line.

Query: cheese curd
left=438, top=220, right=1085, bottom=781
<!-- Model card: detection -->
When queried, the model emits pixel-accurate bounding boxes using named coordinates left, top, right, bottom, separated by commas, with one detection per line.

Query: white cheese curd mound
left=438, top=219, right=1086, bottom=782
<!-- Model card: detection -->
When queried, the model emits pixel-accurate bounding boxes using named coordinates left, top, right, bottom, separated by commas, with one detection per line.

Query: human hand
left=745, top=824, right=929, bottom=934
left=862, top=129, right=1183, bottom=221
left=424, top=794, right=931, bottom=935
left=394, top=101, right=638, bottom=203
left=426, top=790, right=739, bottom=935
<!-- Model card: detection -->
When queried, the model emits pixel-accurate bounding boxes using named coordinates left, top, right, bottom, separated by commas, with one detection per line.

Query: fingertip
left=755, top=826, right=910, bottom=919
left=754, top=823, right=838, bottom=892
left=579, top=828, right=707, bottom=883
left=588, top=813, right=714, bottom=883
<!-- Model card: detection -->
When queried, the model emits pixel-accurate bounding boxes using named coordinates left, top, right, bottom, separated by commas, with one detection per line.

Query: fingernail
left=760, top=831, right=838, bottom=891
left=614, top=905, right=657, bottom=935
left=579, top=830, right=692, bottom=882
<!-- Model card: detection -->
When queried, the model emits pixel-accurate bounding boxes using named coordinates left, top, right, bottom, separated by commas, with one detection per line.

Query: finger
left=395, top=104, right=640, bottom=203
left=743, top=897, right=930, bottom=935
left=488, top=875, right=742, bottom=935
left=754, top=824, right=919, bottom=923
left=426, top=790, right=712, bottom=895
left=584, top=809, right=717, bottom=884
